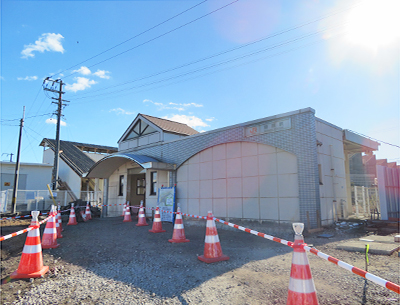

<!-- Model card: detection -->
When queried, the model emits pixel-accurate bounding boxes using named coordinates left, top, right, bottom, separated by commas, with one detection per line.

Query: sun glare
left=344, top=0, right=400, bottom=52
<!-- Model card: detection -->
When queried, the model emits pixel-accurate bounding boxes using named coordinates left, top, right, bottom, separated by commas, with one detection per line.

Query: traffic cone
left=149, top=207, right=166, bottom=233
left=42, top=206, right=60, bottom=249
left=121, top=202, right=126, bottom=217
left=85, top=202, right=92, bottom=220
left=123, top=202, right=132, bottom=222
left=10, top=211, right=49, bottom=279
left=136, top=204, right=149, bottom=226
left=80, top=210, right=88, bottom=222
left=287, top=223, right=319, bottom=305
left=56, top=205, right=63, bottom=239
left=168, top=207, right=189, bottom=243
left=198, top=211, right=229, bottom=263
left=57, top=203, right=64, bottom=232
left=67, top=203, right=78, bottom=225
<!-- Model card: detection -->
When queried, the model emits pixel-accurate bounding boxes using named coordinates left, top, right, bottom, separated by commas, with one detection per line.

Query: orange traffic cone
left=57, top=203, right=64, bottom=232
left=121, top=202, right=126, bottom=217
left=198, top=211, right=229, bottom=263
left=67, top=203, right=78, bottom=225
left=10, top=211, right=49, bottom=279
left=136, top=205, right=149, bottom=226
left=42, top=206, right=60, bottom=249
left=169, top=207, right=189, bottom=243
left=287, top=223, right=319, bottom=305
left=56, top=205, right=63, bottom=239
left=85, top=202, right=92, bottom=220
left=149, top=207, right=166, bottom=233
left=123, top=202, right=132, bottom=222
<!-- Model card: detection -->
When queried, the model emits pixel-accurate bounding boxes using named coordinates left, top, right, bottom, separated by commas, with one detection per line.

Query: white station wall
left=176, top=142, right=300, bottom=222
left=316, top=119, right=347, bottom=225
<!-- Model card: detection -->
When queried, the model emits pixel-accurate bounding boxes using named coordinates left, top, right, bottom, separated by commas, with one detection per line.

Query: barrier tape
left=0, top=214, right=55, bottom=242
left=0, top=209, right=73, bottom=221
left=140, top=206, right=399, bottom=295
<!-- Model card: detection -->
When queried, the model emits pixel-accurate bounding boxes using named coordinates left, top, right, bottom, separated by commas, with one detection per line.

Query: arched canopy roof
left=85, top=153, right=166, bottom=178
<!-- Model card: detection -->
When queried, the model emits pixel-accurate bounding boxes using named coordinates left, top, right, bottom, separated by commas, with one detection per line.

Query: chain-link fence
left=351, top=186, right=380, bottom=219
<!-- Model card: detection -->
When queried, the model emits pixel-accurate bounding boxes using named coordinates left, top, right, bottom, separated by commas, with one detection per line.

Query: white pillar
left=354, top=186, right=359, bottom=218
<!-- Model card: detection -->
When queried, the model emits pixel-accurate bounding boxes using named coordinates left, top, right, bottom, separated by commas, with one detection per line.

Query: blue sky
left=1, top=0, right=399, bottom=165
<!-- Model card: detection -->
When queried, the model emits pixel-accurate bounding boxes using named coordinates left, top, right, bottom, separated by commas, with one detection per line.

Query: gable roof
left=118, top=113, right=199, bottom=143
left=40, top=138, right=118, bottom=176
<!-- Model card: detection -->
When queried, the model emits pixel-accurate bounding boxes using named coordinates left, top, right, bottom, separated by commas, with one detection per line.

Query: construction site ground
left=1, top=215, right=399, bottom=304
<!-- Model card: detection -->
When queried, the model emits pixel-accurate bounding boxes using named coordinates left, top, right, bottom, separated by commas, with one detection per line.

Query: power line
left=61, top=0, right=240, bottom=79
left=51, top=0, right=209, bottom=79
left=1, top=113, right=52, bottom=123
left=72, top=1, right=361, bottom=99
left=72, top=25, right=346, bottom=103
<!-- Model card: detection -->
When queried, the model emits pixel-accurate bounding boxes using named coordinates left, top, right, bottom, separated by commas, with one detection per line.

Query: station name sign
left=244, top=117, right=291, bottom=137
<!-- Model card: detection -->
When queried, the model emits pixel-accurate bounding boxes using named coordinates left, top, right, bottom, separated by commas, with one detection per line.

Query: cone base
left=42, top=243, right=60, bottom=249
left=67, top=222, right=77, bottom=226
left=123, top=219, right=133, bottom=222
left=10, top=265, right=49, bottom=279
left=149, top=229, right=166, bottom=233
left=136, top=223, right=149, bottom=226
left=198, top=254, right=229, bottom=263
left=168, top=238, right=190, bottom=243
left=57, top=235, right=63, bottom=238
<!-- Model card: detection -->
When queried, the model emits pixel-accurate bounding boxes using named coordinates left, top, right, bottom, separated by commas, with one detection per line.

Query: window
left=150, top=171, right=157, bottom=195
left=119, top=175, right=124, bottom=196
left=136, top=178, right=146, bottom=195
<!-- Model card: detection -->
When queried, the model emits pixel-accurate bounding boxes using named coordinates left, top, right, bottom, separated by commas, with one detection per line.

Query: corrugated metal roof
left=40, top=138, right=117, bottom=177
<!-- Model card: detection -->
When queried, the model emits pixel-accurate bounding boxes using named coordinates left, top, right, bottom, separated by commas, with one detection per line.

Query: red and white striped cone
left=169, top=207, right=189, bottom=243
left=67, top=203, right=78, bottom=225
left=149, top=206, right=166, bottom=233
left=287, top=223, right=319, bottom=305
left=56, top=205, right=63, bottom=239
left=10, top=211, right=49, bottom=279
left=121, top=202, right=126, bottom=217
left=57, top=203, right=64, bottom=232
left=123, top=202, right=132, bottom=222
left=136, top=205, right=149, bottom=226
left=85, top=202, right=92, bottom=220
left=42, top=206, right=60, bottom=249
left=198, top=211, right=229, bottom=263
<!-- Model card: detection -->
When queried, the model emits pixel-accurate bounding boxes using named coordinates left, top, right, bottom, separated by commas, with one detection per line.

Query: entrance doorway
left=128, top=173, right=146, bottom=208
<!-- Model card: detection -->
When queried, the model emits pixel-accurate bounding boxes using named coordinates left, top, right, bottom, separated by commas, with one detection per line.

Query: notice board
left=158, top=186, right=176, bottom=222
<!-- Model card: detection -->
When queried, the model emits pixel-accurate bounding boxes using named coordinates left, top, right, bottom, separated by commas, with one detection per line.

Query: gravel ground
left=1, top=215, right=399, bottom=304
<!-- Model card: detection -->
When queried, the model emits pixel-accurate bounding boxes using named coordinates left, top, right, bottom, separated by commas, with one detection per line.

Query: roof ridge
left=141, top=113, right=193, bottom=127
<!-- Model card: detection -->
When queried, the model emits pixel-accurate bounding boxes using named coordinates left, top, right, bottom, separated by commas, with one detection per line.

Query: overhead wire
left=51, top=0, right=209, bottom=79
left=71, top=1, right=363, bottom=99
left=348, top=130, right=400, bottom=149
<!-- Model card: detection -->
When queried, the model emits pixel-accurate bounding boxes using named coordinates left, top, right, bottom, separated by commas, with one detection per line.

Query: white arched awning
left=85, top=153, right=174, bottom=178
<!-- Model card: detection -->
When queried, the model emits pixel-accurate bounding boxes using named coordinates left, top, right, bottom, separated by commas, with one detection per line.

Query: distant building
left=86, top=109, right=380, bottom=228
left=0, top=161, right=52, bottom=192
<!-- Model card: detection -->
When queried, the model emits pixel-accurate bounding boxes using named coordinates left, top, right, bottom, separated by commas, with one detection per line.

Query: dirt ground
left=1, top=214, right=399, bottom=304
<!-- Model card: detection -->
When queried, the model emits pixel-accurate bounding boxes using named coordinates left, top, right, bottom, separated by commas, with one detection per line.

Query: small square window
left=150, top=171, right=157, bottom=195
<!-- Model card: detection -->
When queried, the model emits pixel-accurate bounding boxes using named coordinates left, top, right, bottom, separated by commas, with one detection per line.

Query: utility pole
left=11, top=106, right=25, bottom=214
left=43, top=78, right=69, bottom=190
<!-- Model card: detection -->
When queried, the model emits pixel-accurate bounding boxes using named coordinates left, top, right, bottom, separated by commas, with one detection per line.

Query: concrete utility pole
left=43, top=78, right=69, bottom=190
left=11, top=106, right=25, bottom=214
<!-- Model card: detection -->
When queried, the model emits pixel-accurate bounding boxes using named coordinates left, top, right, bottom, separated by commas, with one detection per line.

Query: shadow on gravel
left=40, top=216, right=366, bottom=300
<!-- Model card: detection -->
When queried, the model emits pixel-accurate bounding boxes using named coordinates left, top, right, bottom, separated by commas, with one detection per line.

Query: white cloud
left=205, top=117, right=215, bottom=122
left=0, top=76, right=5, bottom=81
left=64, top=77, right=97, bottom=92
left=17, top=76, right=38, bottom=81
left=109, top=108, right=135, bottom=115
left=144, top=99, right=203, bottom=111
left=21, top=33, right=64, bottom=59
left=162, top=114, right=209, bottom=129
left=72, top=66, right=91, bottom=75
left=45, top=118, right=67, bottom=126
left=93, top=69, right=111, bottom=79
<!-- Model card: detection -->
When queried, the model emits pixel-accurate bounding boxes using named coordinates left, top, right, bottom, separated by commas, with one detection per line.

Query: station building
left=86, top=108, right=379, bottom=228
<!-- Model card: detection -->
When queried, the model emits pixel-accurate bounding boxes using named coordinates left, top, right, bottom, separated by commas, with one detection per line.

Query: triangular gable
left=118, top=114, right=162, bottom=143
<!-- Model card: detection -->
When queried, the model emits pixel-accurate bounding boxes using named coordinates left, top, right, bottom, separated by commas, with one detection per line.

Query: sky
left=1, top=0, right=399, bottom=165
